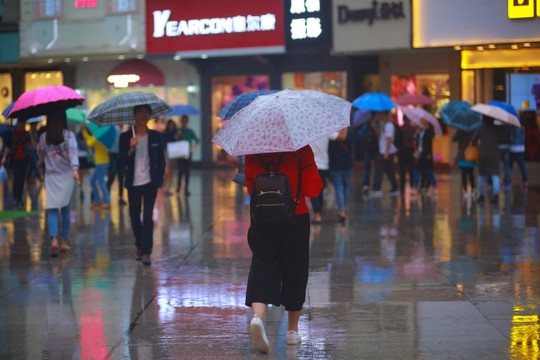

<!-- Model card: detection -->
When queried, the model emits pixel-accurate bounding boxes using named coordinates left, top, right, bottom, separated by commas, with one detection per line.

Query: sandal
left=50, top=237, right=59, bottom=257
left=60, top=239, right=71, bottom=253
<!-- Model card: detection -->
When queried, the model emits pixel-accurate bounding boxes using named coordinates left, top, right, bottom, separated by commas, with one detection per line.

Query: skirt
left=45, top=172, right=75, bottom=209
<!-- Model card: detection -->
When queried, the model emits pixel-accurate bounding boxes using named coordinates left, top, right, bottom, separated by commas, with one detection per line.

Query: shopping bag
left=464, top=145, right=479, bottom=162
left=167, top=140, right=190, bottom=159
left=0, top=165, right=7, bottom=184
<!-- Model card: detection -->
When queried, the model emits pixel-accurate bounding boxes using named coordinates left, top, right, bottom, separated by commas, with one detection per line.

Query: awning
left=107, top=60, right=164, bottom=88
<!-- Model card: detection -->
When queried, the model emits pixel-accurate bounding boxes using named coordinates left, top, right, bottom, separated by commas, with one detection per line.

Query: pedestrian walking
left=498, top=124, right=512, bottom=191
left=358, top=117, right=380, bottom=194
left=26, top=121, right=42, bottom=187
left=76, top=128, right=94, bottom=201
left=371, top=111, right=399, bottom=195
left=509, top=122, right=528, bottom=190
left=106, top=126, right=127, bottom=205
left=176, top=115, right=199, bottom=196
left=329, top=128, right=354, bottom=223
left=163, top=119, right=181, bottom=195
left=398, top=116, right=417, bottom=193
left=452, top=129, right=476, bottom=197
left=471, top=116, right=501, bottom=203
left=412, top=119, right=437, bottom=195
left=245, top=145, right=322, bottom=353
left=2, top=119, right=31, bottom=208
left=37, top=109, right=79, bottom=256
left=309, top=131, right=338, bottom=224
left=81, top=124, right=111, bottom=209
left=119, top=104, right=166, bottom=266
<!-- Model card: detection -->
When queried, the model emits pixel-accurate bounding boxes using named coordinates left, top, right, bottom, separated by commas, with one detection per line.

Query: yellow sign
left=508, top=0, right=535, bottom=19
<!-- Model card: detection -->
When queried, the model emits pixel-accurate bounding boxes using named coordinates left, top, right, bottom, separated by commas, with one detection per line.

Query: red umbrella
left=396, top=93, right=435, bottom=106
left=8, top=85, right=85, bottom=119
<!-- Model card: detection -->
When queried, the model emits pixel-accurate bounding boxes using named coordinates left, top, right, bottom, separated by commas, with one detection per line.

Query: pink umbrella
left=401, top=107, right=442, bottom=136
left=212, top=89, right=352, bottom=156
left=8, top=85, right=85, bottom=119
left=396, top=93, right=434, bottom=106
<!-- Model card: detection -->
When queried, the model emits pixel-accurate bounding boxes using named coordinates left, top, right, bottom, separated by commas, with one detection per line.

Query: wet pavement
left=0, top=163, right=540, bottom=359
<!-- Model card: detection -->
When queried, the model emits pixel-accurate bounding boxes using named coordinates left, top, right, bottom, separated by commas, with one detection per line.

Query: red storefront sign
left=146, top=0, right=285, bottom=57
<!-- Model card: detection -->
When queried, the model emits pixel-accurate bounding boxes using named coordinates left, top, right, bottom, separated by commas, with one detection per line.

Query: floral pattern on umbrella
left=212, top=89, right=352, bottom=156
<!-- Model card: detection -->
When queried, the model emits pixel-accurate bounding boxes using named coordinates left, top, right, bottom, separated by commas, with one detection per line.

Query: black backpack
left=359, top=125, right=379, bottom=152
left=393, top=122, right=403, bottom=149
left=250, top=153, right=301, bottom=225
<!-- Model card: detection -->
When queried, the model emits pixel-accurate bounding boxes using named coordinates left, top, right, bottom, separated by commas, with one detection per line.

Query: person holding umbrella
left=471, top=116, right=500, bottom=203
left=1, top=119, right=31, bottom=208
left=81, top=124, right=111, bottom=209
left=37, top=109, right=79, bottom=256
left=119, top=104, right=166, bottom=266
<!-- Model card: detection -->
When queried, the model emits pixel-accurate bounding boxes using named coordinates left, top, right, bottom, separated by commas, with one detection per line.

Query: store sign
left=75, top=0, right=98, bottom=8
left=333, top=0, right=410, bottom=53
left=508, top=0, right=540, bottom=18
left=337, top=1, right=405, bottom=25
left=146, top=0, right=285, bottom=57
left=284, top=0, right=331, bottom=50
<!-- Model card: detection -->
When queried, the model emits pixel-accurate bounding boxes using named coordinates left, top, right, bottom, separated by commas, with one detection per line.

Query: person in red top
left=244, top=145, right=322, bottom=353
left=2, top=120, right=31, bottom=208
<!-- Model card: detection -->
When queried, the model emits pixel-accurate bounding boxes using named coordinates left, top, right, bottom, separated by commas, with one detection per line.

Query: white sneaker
left=369, top=190, right=383, bottom=197
left=250, top=316, right=269, bottom=353
left=286, top=330, right=302, bottom=345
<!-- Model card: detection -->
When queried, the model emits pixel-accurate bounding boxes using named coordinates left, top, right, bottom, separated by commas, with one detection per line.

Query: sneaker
left=141, top=254, right=151, bottom=266
left=362, top=185, right=369, bottom=194
left=250, top=316, right=269, bottom=353
left=369, top=190, right=383, bottom=197
left=286, top=330, right=302, bottom=345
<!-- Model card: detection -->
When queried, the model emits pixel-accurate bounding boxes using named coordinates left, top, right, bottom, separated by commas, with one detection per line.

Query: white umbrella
left=401, top=107, right=442, bottom=136
left=470, top=103, right=521, bottom=127
left=212, top=89, right=352, bottom=156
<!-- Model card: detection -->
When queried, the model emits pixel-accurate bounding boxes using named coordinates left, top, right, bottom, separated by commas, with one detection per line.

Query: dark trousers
left=310, top=169, right=329, bottom=213
left=373, top=154, right=398, bottom=191
left=106, top=153, right=125, bottom=197
left=127, top=182, right=158, bottom=255
left=461, top=167, right=475, bottom=190
left=12, top=159, right=28, bottom=203
left=176, top=158, right=191, bottom=193
left=398, top=148, right=415, bottom=190
left=246, top=213, right=310, bottom=312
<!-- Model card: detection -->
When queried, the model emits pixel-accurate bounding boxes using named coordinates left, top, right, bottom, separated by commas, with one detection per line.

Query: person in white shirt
left=371, top=111, right=399, bottom=195
left=309, top=132, right=338, bottom=224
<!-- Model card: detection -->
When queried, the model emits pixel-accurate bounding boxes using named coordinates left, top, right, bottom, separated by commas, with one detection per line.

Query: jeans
left=128, top=182, right=158, bottom=255
left=509, top=152, right=528, bottom=182
left=373, top=154, right=398, bottom=191
left=90, top=163, right=110, bottom=204
left=47, top=204, right=71, bottom=239
left=330, top=168, right=352, bottom=211
left=177, top=158, right=191, bottom=193
left=478, top=175, right=500, bottom=196
left=499, top=148, right=511, bottom=186
left=362, top=151, right=378, bottom=186
left=310, top=169, right=329, bottom=213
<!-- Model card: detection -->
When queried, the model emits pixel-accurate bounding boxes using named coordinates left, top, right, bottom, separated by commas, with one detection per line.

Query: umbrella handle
left=132, top=125, right=135, bottom=137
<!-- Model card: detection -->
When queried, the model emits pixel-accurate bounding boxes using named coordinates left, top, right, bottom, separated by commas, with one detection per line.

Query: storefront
left=413, top=0, right=540, bottom=160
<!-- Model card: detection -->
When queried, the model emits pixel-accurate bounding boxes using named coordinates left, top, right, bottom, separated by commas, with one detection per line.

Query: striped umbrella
left=217, top=90, right=279, bottom=120
left=87, top=92, right=172, bottom=126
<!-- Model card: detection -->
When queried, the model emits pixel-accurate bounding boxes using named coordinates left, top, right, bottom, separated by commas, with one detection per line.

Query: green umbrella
left=66, top=108, right=86, bottom=124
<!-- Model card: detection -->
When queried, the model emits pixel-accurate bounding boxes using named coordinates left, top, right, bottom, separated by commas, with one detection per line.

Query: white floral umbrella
left=401, top=107, right=442, bottom=136
left=470, top=103, right=521, bottom=127
left=212, top=89, right=352, bottom=156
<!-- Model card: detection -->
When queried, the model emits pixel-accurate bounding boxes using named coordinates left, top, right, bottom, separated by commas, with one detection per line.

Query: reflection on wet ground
left=0, top=164, right=540, bottom=359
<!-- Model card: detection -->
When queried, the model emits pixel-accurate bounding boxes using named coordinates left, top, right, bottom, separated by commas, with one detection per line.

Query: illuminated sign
left=284, top=0, right=331, bottom=50
left=146, top=0, right=285, bottom=57
left=107, top=74, right=141, bottom=88
left=508, top=0, right=539, bottom=18
left=338, top=1, right=405, bottom=25
left=75, top=0, right=98, bottom=8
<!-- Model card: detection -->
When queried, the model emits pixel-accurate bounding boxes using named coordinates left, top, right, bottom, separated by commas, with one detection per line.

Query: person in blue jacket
left=119, top=105, right=165, bottom=266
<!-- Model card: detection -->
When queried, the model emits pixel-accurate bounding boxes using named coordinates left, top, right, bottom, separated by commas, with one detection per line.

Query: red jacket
left=245, top=146, right=322, bottom=215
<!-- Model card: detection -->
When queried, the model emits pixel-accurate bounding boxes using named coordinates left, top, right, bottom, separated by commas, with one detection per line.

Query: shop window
left=106, top=0, right=137, bottom=14
left=34, top=0, right=63, bottom=19
left=211, top=75, right=270, bottom=160
left=282, top=71, right=347, bottom=98
left=24, top=71, right=63, bottom=92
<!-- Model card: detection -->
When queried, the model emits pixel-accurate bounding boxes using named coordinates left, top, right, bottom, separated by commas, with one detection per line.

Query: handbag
left=464, top=145, right=479, bottom=162
left=167, top=140, right=190, bottom=159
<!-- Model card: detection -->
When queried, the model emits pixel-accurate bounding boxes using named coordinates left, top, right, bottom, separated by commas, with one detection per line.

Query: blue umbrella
left=87, top=122, right=118, bottom=150
left=2, top=102, right=14, bottom=118
left=218, top=90, right=280, bottom=120
left=352, top=92, right=395, bottom=111
left=353, top=109, right=372, bottom=127
left=488, top=100, right=520, bottom=119
left=167, top=105, right=201, bottom=116
left=440, top=101, right=482, bottom=132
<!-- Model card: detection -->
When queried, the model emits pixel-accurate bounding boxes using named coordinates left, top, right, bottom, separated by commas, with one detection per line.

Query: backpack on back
left=392, top=122, right=403, bottom=149
left=250, top=153, right=301, bottom=225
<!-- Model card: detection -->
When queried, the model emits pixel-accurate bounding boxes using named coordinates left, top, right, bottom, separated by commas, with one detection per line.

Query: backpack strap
left=257, top=153, right=302, bottom=207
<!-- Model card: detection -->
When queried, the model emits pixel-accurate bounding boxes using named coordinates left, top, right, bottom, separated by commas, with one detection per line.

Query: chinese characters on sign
left=289, top=0, right=322, bottom=40
left=153, top=10, right=276, bottom=38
